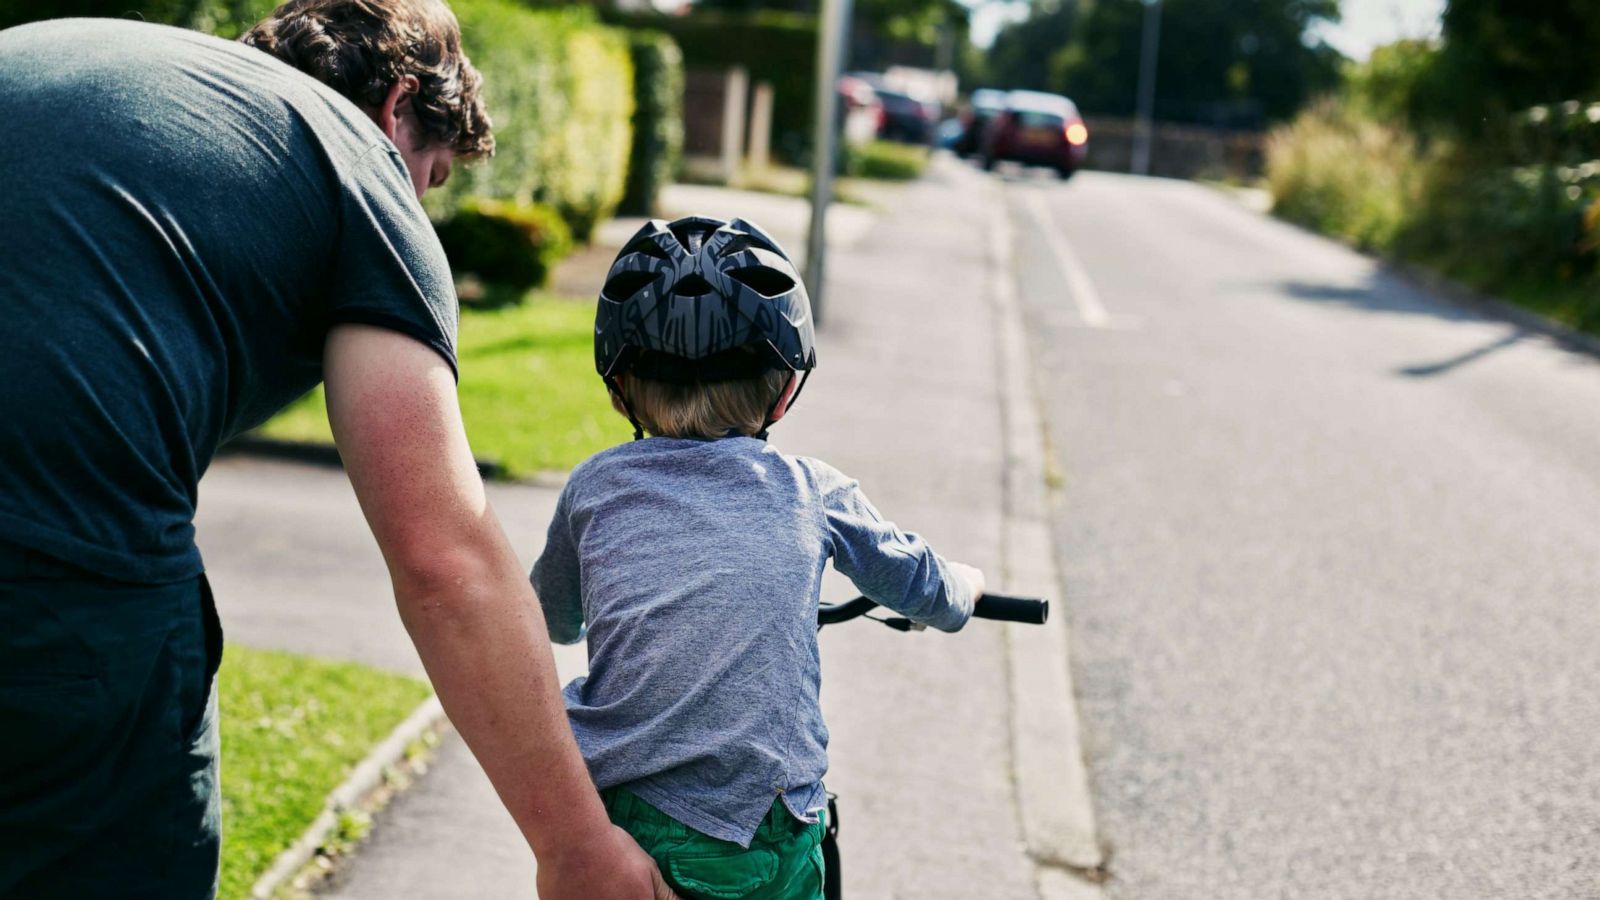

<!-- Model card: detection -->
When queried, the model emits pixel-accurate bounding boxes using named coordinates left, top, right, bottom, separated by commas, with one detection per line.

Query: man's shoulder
left=35, top=18, right=381, bottom=155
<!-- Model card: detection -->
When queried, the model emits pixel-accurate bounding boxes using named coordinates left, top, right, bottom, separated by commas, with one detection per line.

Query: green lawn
left=218, top=646, right=433, bottom=900
left=257, top=294, right=625, bottom=476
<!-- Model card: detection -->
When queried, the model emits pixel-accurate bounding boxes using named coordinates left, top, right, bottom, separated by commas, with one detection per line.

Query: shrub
left=1268, top=93, right=1600, bottom=333
left=432, top=1, right=634, bottom=242
left=845, top=140, right=929, bottom=181
left=619, top=30, right=685, bottom=216
left=1397, top=153, right=1600, bottom=327
left=434, top=199, right=573, bottom=301
left=1265, top=98, right=1435, bottom=251
left=1509, top=101, right=1600, bottom=166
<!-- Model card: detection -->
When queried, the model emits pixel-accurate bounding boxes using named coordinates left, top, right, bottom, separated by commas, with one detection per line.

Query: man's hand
left=536, top=825, right=680, bottom=900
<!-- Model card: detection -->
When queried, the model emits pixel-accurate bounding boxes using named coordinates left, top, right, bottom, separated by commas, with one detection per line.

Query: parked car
left=873, top=88, right=939, bottom=144
left=837, top=74, right=884, bottom=147
left=951, top=88, right=1008, bottom=157
left=981, top=91, right=1089, bottom=178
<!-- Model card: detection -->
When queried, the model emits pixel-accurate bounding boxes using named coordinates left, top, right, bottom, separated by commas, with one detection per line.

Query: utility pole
left=803, top=0, right=853, bottom=325
left=1131, top=0, right=1162, bottom=176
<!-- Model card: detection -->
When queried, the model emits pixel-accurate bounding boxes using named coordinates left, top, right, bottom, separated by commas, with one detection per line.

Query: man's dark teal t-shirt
left=0, top=19, right=459, bottom=583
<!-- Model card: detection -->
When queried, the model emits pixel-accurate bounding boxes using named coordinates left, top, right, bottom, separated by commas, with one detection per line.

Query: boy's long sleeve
left=820, top=473, right=975, bottom=633
left=530, top=492, right=585, bottom=645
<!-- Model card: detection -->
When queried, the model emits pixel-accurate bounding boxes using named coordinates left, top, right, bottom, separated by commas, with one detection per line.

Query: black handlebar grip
left=972, top=593, right=1050, bottom=625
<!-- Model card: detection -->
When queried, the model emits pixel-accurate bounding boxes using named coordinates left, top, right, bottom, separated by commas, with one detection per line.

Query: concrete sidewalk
left=198, top=161, right=1095, bottom=898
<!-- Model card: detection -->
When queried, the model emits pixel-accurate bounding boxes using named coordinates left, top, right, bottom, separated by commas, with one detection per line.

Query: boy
left=531, top=216, right=985, bottom=899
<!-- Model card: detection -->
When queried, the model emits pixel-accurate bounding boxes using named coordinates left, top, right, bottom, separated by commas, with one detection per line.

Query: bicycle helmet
left=595, top=215, right=817, bottom=438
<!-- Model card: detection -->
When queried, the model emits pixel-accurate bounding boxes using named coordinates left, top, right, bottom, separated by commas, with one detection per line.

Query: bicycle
left=813, top=592, right=1051, bottom=900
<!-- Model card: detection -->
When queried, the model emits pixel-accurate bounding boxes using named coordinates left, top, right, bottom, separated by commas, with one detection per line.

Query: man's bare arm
left=323, top=324, right=674, bottom=899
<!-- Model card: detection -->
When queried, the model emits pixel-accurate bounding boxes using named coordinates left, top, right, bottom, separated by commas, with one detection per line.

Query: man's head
left=611, top=368, right=799, bottom=440
left=243, top=0, right=492, bottom=197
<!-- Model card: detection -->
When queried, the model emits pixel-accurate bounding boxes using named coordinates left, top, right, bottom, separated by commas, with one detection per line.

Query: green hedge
left=433, top=1, right=634, bottom=243
left=0, top=0, right=274, bottom=33
left=603, top=10, right=816, bottom=164
left=619, top=30, right=685, bottom=216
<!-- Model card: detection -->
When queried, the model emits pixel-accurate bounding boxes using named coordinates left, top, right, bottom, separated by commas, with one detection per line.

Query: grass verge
left=845, top=140, right=930, bottom=181
left=256, top=294, right=625, bottom=476
left=219, top=645, right=433, bottom=900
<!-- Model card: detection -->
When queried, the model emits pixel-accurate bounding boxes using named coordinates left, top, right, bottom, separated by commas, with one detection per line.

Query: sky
left=968, top=0, right=1446, bottom=60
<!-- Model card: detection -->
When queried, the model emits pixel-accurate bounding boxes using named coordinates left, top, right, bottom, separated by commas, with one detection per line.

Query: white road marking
left=1024, top=189, right=1113, bottom=329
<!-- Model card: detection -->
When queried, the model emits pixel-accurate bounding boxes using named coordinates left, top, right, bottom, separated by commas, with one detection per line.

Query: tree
left=985, top=0, right=1081, bottom=92
left=988, top=0, right=1344, bottom=127
left=1418, top=0, right=1600, bottom=135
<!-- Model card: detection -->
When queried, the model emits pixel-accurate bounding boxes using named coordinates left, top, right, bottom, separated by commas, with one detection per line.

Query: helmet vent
left=625, top=237, right=671, bottom=260
left=672, top=273, right=715, bottom=297
left=728, top=266, right=796, bottom=298
left=603, top=270, right=657, bottom=300
left=669, top=221, right=712, bottom=255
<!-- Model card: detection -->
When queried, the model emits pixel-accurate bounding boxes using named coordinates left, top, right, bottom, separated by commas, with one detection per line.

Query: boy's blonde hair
left=614, top=369, right=791, bottom=439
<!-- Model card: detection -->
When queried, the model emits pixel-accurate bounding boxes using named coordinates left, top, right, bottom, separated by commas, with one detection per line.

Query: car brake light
left=1065, top=122, right=1089, bottom=145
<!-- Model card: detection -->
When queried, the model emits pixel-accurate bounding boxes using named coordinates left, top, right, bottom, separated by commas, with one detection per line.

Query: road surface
left=1006, top=167, right=1600, bottom=899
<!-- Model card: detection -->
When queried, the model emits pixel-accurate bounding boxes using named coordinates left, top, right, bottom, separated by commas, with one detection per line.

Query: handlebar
left=972, top=593, right=1051, bottom=624
left=817, top=592, right=1049, bottom=629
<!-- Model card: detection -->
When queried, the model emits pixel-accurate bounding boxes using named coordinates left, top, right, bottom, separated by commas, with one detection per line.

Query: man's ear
left=767, top=372, right=801, bottom=423
left=372, top=75, right=421, bottom=143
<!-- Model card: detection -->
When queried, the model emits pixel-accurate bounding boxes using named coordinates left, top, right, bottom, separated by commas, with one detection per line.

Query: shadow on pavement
left=1394, top=328, right=1530, bottom=378
left=1277, top=274, right=1480, bottom=323
left=1272, top=273, right=1600, bottom=376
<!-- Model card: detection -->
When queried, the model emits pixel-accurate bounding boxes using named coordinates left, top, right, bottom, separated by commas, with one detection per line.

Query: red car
left=980, top=91, right=1089, bottom=179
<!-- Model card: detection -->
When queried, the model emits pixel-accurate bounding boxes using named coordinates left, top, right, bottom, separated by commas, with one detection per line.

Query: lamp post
left=1131, top=0, right=1162, bottom=176
left=803, top=0, right=853, bottom=325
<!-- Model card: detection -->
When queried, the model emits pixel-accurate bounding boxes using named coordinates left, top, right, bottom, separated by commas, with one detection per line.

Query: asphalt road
left=1005, top=169, right=1600, bottom=898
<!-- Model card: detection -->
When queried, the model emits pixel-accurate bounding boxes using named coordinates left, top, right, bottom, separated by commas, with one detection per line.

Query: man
left=0, top=2, right=674, bottom=897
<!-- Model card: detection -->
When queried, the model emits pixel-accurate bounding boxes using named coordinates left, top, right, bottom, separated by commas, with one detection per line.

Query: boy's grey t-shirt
left=531, top=436, right=975, bottom=847
left=0, top=19, right=456, bottom=583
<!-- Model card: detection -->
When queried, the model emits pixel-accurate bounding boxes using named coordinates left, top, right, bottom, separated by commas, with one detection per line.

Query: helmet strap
left=755, top=368, right=811, bottom=440
left=606, top=377, right=646, bottom=441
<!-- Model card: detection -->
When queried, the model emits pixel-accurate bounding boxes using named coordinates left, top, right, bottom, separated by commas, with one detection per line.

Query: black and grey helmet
left=595, top=216, right=817, bottom=386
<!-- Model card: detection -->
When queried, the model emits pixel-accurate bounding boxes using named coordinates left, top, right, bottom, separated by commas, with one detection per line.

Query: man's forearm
left=392, top=539, right=609, bottom=859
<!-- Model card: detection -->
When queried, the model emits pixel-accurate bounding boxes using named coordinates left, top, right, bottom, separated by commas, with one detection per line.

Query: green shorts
left=0, top=544, right=222, bottom=899
left=602, top=787, right=826, bottom=900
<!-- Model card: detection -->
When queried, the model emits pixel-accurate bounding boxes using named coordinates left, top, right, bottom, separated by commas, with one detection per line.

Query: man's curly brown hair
left=242, top=0, right=493, bottom=159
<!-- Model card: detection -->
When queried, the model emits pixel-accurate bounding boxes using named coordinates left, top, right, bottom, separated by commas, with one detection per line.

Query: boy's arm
left=820, top=471, right=983, bottom=632
left=532, top=493, right=585, bottom=645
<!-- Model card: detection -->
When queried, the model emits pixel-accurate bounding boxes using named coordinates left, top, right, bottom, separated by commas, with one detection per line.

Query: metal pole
left=1131, top=0, right=1162, bottom=176
left=804, top=0, right=853, bottom=324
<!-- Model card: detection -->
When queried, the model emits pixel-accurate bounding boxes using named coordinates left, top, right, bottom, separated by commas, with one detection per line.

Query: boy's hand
left=950, top=561, right=987, bottom=600
left=536, top=824, right=680, bottom=900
